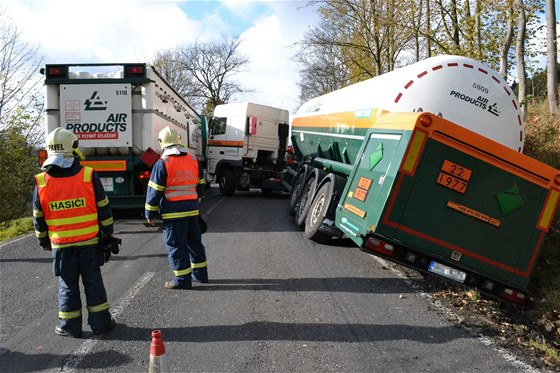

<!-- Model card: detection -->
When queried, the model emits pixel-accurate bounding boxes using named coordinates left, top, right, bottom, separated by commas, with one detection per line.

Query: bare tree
left=152, top=49, right=191, bottom=99
left=185, top=36, right=249, bottom=116
left=0, top=9, right=44, bottom=143
left=295, top=27, right=350, bottom=105
left=545, top=0, right=558, bottom=114
left=152, top=35, right=249, bottom=116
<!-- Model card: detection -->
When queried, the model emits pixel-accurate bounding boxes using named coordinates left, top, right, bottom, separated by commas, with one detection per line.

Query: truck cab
left=206, top=102, right=290, bottom=196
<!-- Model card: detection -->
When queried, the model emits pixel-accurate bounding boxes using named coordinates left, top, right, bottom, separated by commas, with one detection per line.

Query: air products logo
left=449, top=90, right=500, bottom=117
left=84, top=91, right=107, bottom=111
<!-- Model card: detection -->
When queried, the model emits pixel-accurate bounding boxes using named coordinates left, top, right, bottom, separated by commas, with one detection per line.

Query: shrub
left=0, top=127, right=40, bottom=222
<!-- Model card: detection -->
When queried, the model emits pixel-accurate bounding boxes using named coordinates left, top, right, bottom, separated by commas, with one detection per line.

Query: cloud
left=236, top=14, right=300, bottom=113
left=234, top=2, right=318, bottom=114
left=2, top=0, right=319, bottom=115
left=5, top=1, right=201, bottom=63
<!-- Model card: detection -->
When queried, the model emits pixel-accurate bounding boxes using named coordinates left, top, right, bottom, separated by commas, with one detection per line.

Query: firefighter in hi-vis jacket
left=33, top=128, right=116, bottom=338
left=145, top=126, right=208, bottom=289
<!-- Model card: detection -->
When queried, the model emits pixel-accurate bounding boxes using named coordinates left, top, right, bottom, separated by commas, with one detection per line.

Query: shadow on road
left=0, top=348, right=133, bottom=373
left=86, top=320, right=465, bottom=345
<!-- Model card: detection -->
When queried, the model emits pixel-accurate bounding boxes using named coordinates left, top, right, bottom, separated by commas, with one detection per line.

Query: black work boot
left=92, top=317, right=116, bottom=336
left=55, top=326, right=83, bottom=338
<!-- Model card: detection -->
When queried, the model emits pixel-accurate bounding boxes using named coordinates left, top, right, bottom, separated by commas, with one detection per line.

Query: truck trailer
left=41, top=63, right=204, bottom=209
left=287, top=55, right=560, bottom=304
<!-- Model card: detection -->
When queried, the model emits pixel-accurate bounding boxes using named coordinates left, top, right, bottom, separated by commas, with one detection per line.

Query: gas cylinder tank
left=292, top=55, right=524, bottom=156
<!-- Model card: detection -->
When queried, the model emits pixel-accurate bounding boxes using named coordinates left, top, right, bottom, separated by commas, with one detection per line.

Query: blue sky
left=3, top=0, right=319, bottom=114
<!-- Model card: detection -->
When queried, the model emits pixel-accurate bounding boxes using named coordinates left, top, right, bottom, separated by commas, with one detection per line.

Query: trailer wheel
left=219, top=168, right=236, bottom=196
left=304, top=181, right=333, bottom=244
left=288, top=172, right=306, bottom=216
left=295, top=176, right=316, bottom=227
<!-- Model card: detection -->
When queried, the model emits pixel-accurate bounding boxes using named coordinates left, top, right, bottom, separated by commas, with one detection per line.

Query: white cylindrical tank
left=96, top=147, right=109, bottom=155
left=75, top=71, right=92, bottom=79
left=294, top=55, right=524, bottom=152
left=44, top=84, right=61, bottom=138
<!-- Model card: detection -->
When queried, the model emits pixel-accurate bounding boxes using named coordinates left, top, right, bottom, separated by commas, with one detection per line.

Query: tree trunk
left=474, top=0, right=481, bottom=55
left=499, top=2, right=514, bottom=79
left=515, top=0, right=527, bottom=120
left=451, top=0, right=460, bottom=48
left=426, top=0, right=431, bottom=57
left=546, top=0, right=558, bottom=114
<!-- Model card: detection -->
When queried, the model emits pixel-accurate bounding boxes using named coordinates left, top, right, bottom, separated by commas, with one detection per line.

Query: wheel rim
left=299, top=191, right=309, bottom=212
left=290, top=175, right=304, bottom=206
left=310, top=194, right=325, bottom=226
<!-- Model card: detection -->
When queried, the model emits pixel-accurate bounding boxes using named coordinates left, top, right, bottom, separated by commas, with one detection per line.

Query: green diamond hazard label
left=495, top=184, right=523, bottom=215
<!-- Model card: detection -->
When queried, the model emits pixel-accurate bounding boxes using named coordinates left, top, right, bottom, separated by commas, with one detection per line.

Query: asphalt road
left=0, top=186, right=537, bottom=372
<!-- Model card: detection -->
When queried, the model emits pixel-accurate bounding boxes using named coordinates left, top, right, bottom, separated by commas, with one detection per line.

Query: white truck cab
left=206, top=102, right=290, bottom=196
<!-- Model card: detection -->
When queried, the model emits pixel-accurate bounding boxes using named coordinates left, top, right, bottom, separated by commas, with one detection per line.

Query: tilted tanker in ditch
left=286, top=55, right=560, bottom=305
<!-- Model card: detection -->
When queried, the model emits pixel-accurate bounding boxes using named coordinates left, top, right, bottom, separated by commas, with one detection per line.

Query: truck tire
left=288, top=172, right=306, bottom=216
left=304, top=181, right=333, bottom=244
left=219, top=168, right=236, bottom=196
left=295, top=176, right=317, bottom=227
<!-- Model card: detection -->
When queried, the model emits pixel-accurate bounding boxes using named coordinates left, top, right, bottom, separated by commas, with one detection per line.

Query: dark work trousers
left=162, top=215, right=207, bottom=286
left=53, top=244, right=112, bottom=334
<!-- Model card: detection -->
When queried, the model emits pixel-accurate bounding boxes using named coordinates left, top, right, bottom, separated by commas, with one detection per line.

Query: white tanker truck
left=40, top=63, right=204, bottom=209
left=287, top=55, right=560, bottom=305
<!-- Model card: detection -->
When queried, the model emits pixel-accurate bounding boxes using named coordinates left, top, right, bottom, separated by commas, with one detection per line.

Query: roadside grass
left=528, top=338, right=560, bottom=364
left=0, top=217, right=33, bottom=243
left=524, top=99, right=560, bottom=315
left=497, top=99, right=560, bottom=366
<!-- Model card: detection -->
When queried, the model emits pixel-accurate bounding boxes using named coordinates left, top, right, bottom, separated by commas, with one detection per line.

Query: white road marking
left=59, top=271, right=156, bottom=373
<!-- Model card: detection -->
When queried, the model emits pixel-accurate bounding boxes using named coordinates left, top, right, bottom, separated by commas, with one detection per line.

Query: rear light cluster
left=46, top=65, right=68, bottom=79
left=365, top=237, right=395, bottom=256
left=125, top=64, right=146, bottom=78
left=500, top=288, right=526, bottom=305
left=286, top=145, right=295, bottom=165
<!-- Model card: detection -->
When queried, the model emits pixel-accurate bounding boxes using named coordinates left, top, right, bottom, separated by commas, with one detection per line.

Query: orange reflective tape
left=207, top=140, right=244, bottom=147
left=80, top=160, right=127, bottom=171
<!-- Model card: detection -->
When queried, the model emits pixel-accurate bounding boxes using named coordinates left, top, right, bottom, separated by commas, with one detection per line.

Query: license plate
left=428, top=261, right=467, bottom=283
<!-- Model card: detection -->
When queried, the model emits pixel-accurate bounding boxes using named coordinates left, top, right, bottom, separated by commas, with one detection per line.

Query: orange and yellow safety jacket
left=35, top=166, right=99, bottom=249
left=145, top=152, right=205, bottom=220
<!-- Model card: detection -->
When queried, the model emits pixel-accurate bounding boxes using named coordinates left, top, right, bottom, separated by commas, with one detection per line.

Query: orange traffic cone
left=149, top=330, right=169, bottom=373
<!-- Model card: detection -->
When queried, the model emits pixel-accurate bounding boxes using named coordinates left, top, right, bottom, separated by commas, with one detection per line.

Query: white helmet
left=43, top=128, right=85, bottom=169
left=158, top=126, right=182, bottom=150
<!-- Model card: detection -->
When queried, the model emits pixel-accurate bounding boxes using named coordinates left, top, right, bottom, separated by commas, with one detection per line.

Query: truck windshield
left=209, top=117, right=227, bottom=136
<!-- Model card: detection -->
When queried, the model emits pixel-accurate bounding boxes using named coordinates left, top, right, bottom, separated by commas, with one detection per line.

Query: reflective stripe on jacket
left=162, top=154, right=199, bottom=201
left=35, top=166, right=99, bottom=249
